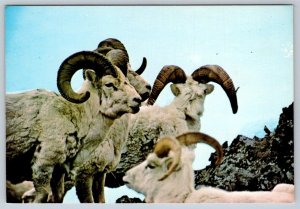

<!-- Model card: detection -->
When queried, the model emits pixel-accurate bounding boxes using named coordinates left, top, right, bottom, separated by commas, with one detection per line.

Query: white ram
left=123, top=132, right=294, bottom=203
left=16, top=38, right=152, bottom=203
left=106, top=64, right=238, bottom=186
left=62, top=39, right=151, bottom=203
left=6, top=50, right=142, bottom=203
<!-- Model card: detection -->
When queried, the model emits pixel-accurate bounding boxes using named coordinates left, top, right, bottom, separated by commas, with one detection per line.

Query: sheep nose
left=133, top=97, right=142, bottom=105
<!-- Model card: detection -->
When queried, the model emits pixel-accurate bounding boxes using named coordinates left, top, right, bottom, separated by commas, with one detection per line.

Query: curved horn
left=191, top=65, right=238, bottom=114
left=98, top=38, right=127, bottom=52
left=98, top=38, right=148, bottom=76
left=97, top=38, right=129, bottom=60
left=135, top=57, right=147, bottom=75
left=154, top=137, right=182, bottom=181
left=57, top=51, right=117, bottom=104
left=95, top=46, right=114, bottom=55
left=176, top=132, right=223, bottom=165
left=106, top=49, right=129, bottom=76
left=147, top=65, right=187, bottom=105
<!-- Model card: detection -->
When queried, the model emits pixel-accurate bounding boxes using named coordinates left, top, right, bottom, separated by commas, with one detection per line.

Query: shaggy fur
left=6, top=67, right=141, bottom=203
left=107, top=77, right=214, bottom=184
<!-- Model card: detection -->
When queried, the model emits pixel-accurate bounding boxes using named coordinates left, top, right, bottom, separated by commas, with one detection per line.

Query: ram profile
left=6, top=50, right=142, bottom=203
left=16, top=38, right=152, bottom=203
left=59, top=39, right=152, bottom=203
left=123, top=132, right=294, bottom=203
left=106, top=64, right=238, bottom=187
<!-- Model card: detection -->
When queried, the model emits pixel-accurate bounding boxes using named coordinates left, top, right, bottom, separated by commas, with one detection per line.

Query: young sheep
left=123, top=132, right=294, bottom=203
left=106, top=65, right=238, bottom=187
left=6, top=51, right=142, bottom=203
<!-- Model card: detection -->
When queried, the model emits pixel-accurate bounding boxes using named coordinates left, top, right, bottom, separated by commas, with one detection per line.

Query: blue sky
left=5, top=5, right=293, bottom=203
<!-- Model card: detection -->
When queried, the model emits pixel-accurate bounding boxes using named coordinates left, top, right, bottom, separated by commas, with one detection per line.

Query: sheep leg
left=31, top=139, right=67, bottom=203
left=75, top=172, right=94, bottom=203
left=31, top=164, right=54, bottom=203
left=49, top=165, right=66, bottom=203
left=92, top=172, right=106, bottom=203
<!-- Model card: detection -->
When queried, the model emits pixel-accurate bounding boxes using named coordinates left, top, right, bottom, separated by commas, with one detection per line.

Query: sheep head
left=95, top=38, right=151, bottom=101
left=123, top=132, right=223, bottom=199
left=57, top=51, right=142, bottom=118
left=147, top=65, right=238, bottom=114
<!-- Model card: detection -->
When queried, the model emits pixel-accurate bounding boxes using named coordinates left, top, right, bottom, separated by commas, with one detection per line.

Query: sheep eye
left=105, top=82, right=114, bottom=88
left=146, top=164, right=155, bottom=169
left=105, top=82, right=117, bottom=90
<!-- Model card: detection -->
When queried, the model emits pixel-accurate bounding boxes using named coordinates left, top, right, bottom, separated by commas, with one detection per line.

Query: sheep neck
left=150, top=162, right=195, bottom=203
left=167, top=101, right=201, bottom=131
left=80, top=90, right=115, bottom=141
left=148, top=183, right=193, bottom=203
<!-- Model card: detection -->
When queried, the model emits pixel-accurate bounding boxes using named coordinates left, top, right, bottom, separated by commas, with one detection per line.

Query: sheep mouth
left=140, top=92, right=150, bottom=102
left=123, top=180, right=129, bottom=185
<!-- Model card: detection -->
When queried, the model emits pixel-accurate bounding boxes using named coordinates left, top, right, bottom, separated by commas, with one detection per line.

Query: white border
left=0, top=1, right=298, bottom=209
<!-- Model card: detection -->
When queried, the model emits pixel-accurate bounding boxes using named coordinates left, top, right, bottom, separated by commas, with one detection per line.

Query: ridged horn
left=147, top=65, right=187, bottom=105
left=135, top=57, right=147, bottom=75
left=57, top=51, right=117, bottom=104
left=95, top=46, right=114, bottom=55
left=154, top=137, right=182, bottom=181
left=98, top=38, right=127, bottom=52
left=98, top=38, right=148, bottom=76
left=191, top=65, right=238, bottom=114
left=106, top=49, right=129, bottom=76
left=176, top=132, right=224, bottom=165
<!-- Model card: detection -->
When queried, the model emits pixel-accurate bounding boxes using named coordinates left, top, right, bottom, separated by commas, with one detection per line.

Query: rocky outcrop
left=194, top=103, right=294, bottom=191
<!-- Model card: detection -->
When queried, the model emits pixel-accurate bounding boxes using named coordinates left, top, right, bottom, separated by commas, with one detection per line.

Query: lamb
left=6, top=50, right=142, bottom=203
left=123, top=132, right=294, bottom=203
left=106, top=64, right=238, bottom=187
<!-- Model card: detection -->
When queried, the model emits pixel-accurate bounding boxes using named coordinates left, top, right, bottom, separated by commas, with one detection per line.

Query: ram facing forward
left=6, top=50, right=142, bottom=203
left=106, top=64, right=238, bottom=187
left=123, top=132, right=294, bottom=203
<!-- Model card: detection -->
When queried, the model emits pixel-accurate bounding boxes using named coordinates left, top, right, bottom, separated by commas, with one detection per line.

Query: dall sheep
left=61, top=39, right=151, bottom=203
left=6, top=50, right=142, bottom=203
left=17, top=38, right=152, bottom=203
left=106, top=64, right=238, bottom=187
left=123, top=132, right=294, bottom=203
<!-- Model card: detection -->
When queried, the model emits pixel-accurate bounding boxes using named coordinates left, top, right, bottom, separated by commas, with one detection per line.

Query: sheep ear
left=170, top=84, right=180, bottom=96
left=85, top=69, right=97, bottom=83
left=205, top=84, right=214, bottom=95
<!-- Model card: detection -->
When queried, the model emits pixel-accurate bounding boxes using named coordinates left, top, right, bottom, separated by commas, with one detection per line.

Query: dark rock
left=115, top=195, right=144, bottom=203
left=194, top=103, right=294, bottom=191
